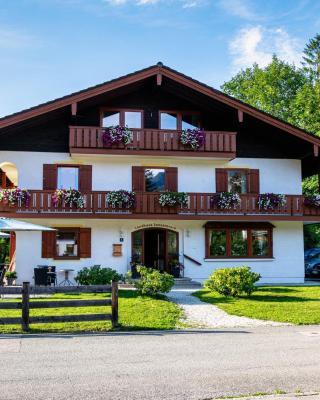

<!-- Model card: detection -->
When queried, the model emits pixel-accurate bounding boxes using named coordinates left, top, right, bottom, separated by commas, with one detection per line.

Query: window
left=57, top=167, right=79, bottom=190
left=206, top=223, right=273, bottom=258
left=227, top=170, right=248, bottom=194
left=56, top=229, right=79, bottom=258
left=159, top=111, right=201, bottom=130
left=144, top=168, right=165, bottom=192
left=101, top=110, right=142, bottom=128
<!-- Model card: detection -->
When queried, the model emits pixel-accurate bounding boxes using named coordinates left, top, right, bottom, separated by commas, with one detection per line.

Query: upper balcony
left=1, top=191, right=320, bottom=221
left=69, top=126, right=237, bottom=159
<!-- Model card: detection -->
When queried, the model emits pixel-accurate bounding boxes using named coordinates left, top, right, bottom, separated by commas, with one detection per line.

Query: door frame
left=131, top=228, right=179, bottom=272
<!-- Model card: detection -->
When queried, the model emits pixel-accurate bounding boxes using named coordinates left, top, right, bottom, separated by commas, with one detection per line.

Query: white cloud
left=229, top=26, right=302, bottom=71
left=218, top=0, right=256, bottom=19
left=104, top=0, right=203, bottom=7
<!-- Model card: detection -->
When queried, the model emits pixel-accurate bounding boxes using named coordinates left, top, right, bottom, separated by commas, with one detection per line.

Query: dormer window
left=159, top=111, right=200, bottom=130
left=101, top=109, right=142, bottom=128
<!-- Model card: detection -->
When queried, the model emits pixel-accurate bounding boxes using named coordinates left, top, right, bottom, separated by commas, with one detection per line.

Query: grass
left=0, top=290, right=183, bottom=334
left=193, top=286, right=320, bottom=325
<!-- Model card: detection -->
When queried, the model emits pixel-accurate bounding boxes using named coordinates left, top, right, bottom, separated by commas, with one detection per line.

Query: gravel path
left=167, top=289, right=289, bottom=328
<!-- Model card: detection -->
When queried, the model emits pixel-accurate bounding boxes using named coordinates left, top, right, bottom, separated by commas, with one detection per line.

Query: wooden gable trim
left=1, top=63, right=319, bottom=149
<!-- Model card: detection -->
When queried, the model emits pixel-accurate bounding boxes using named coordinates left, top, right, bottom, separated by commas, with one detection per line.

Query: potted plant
left=168, top=257, right=184, bottom=278
left=0, top=188, right=30, bottom=209
left=258, top=193, right=286, bottom=211
left=51, top=188, right=85, bottom=209
left=180, top=128, right=205, bottom=149
left=102, top=125, right=133, bottom=147
left=211, top=192, right=241, bottom=210
left=5, top=271, right=17, bottom=286
left=106, top=190, right=135, bottom=209
left=158, top=192, right=188, bottom=208
left=130, top=254, right=141, bottom=279
left=304, top=194, right=320, bottom=208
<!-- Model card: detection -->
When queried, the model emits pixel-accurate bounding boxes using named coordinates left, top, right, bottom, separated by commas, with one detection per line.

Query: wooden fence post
left=21, top=282, right=30, bottom=332
left=111, top=281, right=118, bottom=328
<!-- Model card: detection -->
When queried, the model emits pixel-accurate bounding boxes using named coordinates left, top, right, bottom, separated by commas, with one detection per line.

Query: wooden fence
left=0, top=282, right=118, bottom=331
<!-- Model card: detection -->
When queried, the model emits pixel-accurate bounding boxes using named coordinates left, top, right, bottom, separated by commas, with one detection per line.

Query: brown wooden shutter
left=79, top=165, right=92, bottom=192
left=43, top=164, right=57, bottom=190
left=248, top=169, right=260, bottom=194
left=79, top=228, right=91, bottom=258
left=41, top=231, right=56, bottom=258
left=132, top=166, right=145, bottom=191
left=166, top=167, right=178, bottom=191
left=0, top=171, right=6, bottom=188
left=215, top=168, right=228, bottom=192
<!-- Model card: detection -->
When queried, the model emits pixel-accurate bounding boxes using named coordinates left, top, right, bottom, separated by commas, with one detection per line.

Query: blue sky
left=0, top=0, right=319, bottom=117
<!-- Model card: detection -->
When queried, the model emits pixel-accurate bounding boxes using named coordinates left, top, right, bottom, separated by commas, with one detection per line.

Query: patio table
left=59, top=269, right=75, bottom=286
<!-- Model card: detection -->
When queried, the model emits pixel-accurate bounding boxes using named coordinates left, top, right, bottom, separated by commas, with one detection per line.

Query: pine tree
left=302, top=33, right=320, bottom=82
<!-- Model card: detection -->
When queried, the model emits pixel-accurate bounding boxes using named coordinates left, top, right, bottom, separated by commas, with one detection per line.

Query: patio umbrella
left=0, top=218, right=55, bottom=232
left=0, top=232, right=10, bottom=238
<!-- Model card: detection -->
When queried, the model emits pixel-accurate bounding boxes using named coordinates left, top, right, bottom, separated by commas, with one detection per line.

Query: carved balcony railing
left=1, top=191, right=320, bottom=220
left=69, top=126, right=237, bottom=158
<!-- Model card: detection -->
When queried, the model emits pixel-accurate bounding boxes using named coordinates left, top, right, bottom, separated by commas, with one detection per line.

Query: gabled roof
left=1, top=62, right=319, bottom=148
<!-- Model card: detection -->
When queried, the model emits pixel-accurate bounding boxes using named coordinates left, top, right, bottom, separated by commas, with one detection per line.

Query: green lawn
left=0, top=290, right=183, bottom=334
left=194, top=286, right=320, bottom=325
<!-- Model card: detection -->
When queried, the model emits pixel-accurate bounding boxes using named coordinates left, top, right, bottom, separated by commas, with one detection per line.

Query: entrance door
left=131, top=229, right=179, bottom=273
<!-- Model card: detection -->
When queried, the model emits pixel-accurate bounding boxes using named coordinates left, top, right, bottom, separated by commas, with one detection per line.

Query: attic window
left=101, top=109, right=142, bottom=128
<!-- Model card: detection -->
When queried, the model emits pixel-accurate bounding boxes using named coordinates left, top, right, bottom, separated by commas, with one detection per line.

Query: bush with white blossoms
left=102, top=125, right=133, bottom=147
left=304, top=194, right=320, bottom=208
left=106, top=190, right=135, bottom=208
left=0, top=188, right=30, bottom=207
left=52, top=189, right=84, bottom=209
left=211, top=192, right=241, bottom=210
left=180, top=128, right=205, bottom=150
left=158, top=192, right=188, bottom=207
left=258, top=193, right=286, bottom=210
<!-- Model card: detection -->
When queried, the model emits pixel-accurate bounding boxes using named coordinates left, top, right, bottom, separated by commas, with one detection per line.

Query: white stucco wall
left=14, top=219, right=305, bottom=285
left=0, top=151, right=302, bottom=194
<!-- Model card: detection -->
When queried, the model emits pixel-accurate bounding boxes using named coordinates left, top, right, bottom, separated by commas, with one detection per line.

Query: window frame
left=225, top=168, right=249, bottom=194
left=159, top=110, right=201, bottom=130
left=100, top=108, right=144, bottom=128
left=205, top=223, right=273, bottom=259
left=57, top=165, right=80, bottom=190
left=143, top=166, right=167, bottom=192
left=54, top=227, right=80, bottom=260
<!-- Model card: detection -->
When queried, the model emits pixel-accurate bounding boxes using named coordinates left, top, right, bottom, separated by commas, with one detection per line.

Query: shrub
left=74, top=265, right=123, bottom=285
left=205, top=266, right=261, bottom=297
left=5, top=271, right=17, bottom=279
left=134, top=266, right=174, bottom=296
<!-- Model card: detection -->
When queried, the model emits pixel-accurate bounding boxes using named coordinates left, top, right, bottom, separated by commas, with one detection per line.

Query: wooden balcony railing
left=1, top=191, right=320, bottom=220
left=69, top=126, right=237, bottom=157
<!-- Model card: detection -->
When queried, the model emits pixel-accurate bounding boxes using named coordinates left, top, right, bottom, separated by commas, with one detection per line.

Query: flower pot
left=171, top=266, right=181, bottom=278
left=6, top=278, right=15, bottom=286
left=131, top=264, right=140, bottom=279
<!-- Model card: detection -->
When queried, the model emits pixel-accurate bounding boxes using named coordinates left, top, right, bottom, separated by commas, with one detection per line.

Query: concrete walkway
left=167, top=289, right=289, bottom=328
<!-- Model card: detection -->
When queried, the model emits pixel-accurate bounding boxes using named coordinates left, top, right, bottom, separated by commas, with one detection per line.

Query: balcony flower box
left=106, top=190, right=135, bottom=209
left=158, top=192, right=188, bottom=208
left=258, top=193, right=286, bottom=211
left=180, top=128, right=205, bottom=150
left=51, top=189, right=85, bottom=209
left=102, top=125, right=133, bottom=147
left=0, top=188, right=30, bottom=209
left=211, top=192, right=241, bottom=210
left=304, top=195, right=320, bottom=208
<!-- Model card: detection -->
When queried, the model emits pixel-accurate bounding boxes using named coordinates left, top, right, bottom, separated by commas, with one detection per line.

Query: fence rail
left=69, top=126, right=237, bottom=156
left=1, top=191, right=320, bottom=218
left=0, top=282, right=118, bottom=331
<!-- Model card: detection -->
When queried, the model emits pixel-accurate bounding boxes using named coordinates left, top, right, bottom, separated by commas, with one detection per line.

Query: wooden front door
left=131, top=228, right=179, bottom=273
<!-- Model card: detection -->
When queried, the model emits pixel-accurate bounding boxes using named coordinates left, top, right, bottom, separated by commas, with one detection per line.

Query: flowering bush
left=0, top=188, right=30, bottom=207
left=158, top=192, right=188, bottom=207
left=134, top=266, right=174, bottom=295
left=258, top=193, right=286, bottom=210
left=106, top=190, right=135, bottom=208
left=52, top=189, right=84, bottom=208
left=180, top=128, right=205, bottom=149
left=304, top=195, right=320, bottom=208
left=102, top=125, right=133, bottom=147
left=211, top=192, right=241, bottom=210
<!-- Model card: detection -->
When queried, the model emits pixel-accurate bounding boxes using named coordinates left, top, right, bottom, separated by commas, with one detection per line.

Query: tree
left=302, top=33, right=320, bottom=82
left=221, top=56, right=307, bottom=122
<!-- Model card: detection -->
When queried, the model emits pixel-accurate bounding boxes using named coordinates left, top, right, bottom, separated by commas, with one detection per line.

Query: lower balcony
left=0, top=191, right=319, bottom=221
left=69, top=126, right=237, bottom=158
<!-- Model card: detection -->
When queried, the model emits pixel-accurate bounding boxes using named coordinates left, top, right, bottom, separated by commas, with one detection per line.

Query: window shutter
left=79, top=228, right=91, bottom=258
left=248, top=169, right=260, bottom=194
left=215, top=169, right=228, bottom=192
left=79, top=165, right=92, bottom=192
left=132, top=166, right=145, bottom=191
left=0, top=171, right=6, bottom=188
left=41, top=231, right=56, bottom=258
left=166, top=167, right=178, bottom=191
left=43, top=164, right=57, bottom=190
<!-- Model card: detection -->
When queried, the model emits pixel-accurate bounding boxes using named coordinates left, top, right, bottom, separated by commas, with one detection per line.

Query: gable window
left=57, top=167, right=79, bottom=190
left=205, top=223, right=273, bottom=259
left=159, top=111, right=200, bottom=130
left=101, top=109, right=142, bottom=128
left=145, top=168, right=166, bottom=192
left=56, top=228, right=79, bottom=258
